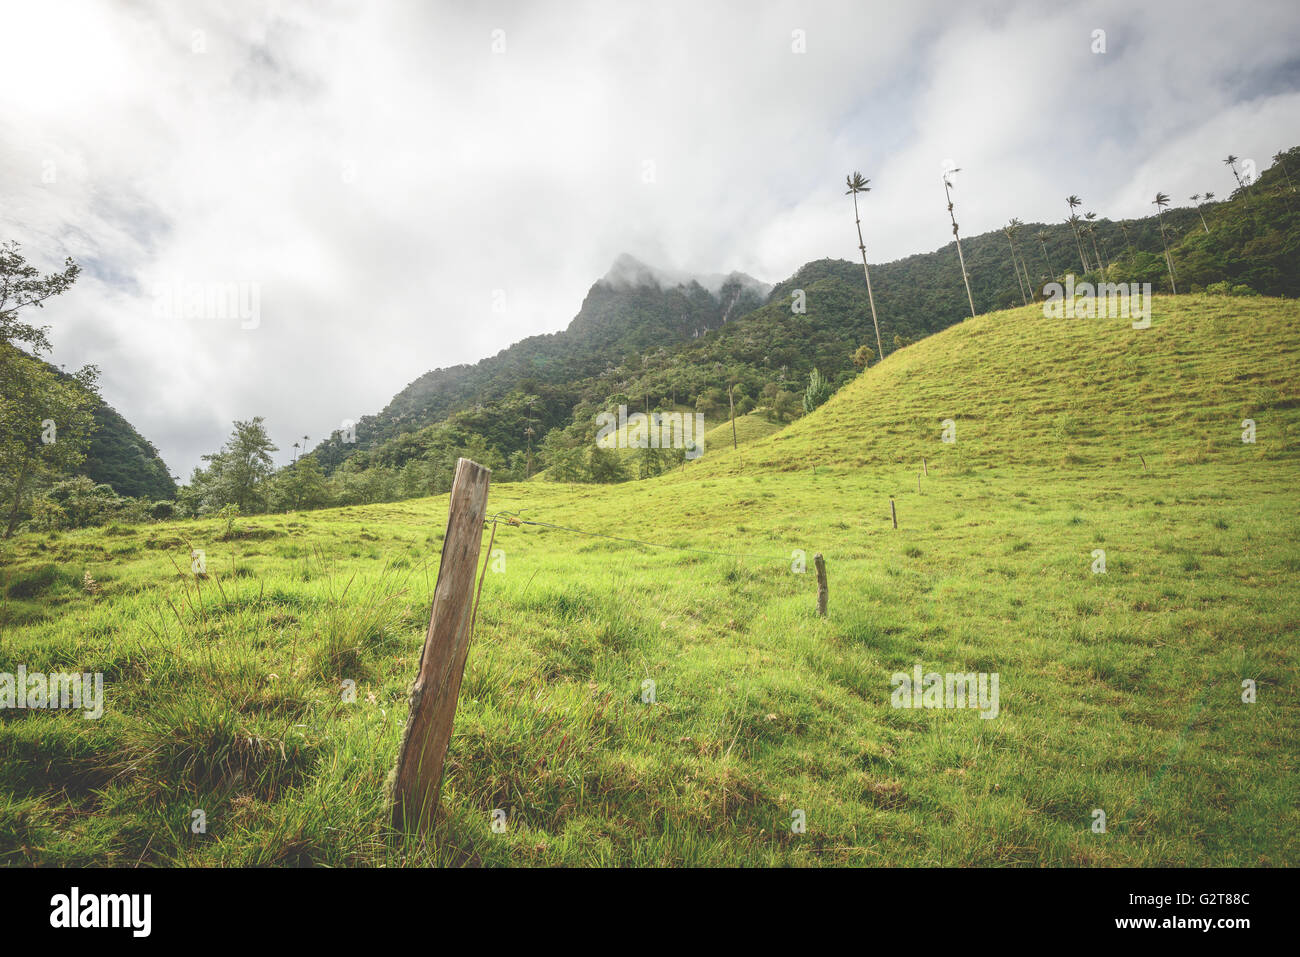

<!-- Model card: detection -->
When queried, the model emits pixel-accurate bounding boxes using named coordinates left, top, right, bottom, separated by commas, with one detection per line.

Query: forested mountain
left=40, top=355, right=175, bottom=499
left=310, top=145, right=1299, bottom=494
left=82, top=397, right=176, bottom=499
left=311, top=258, right=769, bottom=472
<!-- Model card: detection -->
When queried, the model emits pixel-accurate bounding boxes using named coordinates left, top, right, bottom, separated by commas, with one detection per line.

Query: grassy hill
left=307, top=146, right=1300, bottom=493
left=1, top=295, right=1296, bottom=866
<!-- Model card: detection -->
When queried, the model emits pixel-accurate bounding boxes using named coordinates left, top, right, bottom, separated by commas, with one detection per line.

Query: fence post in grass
left=923, top=457, right=928, bottom=476
left=890, top=496, right=898, bottom=529
left=917, top=473, right=921, bottom=494
left=814, top=553, right=827, bottom=616
left=389, top=457, right=491, bottom=832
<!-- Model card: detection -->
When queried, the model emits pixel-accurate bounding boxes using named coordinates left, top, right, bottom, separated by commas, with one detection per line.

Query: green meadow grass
left=1, top=295, right=1297, bottom=866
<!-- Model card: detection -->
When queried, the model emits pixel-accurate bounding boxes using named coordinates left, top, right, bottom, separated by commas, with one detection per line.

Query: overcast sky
left=3, top=0, right=1298, bottom=478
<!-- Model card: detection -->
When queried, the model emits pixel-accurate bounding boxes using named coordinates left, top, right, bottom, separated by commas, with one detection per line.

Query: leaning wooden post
left=814, top=553, right=827, bottom=616
left=917, top=473, right=921, bottom=494
left=922, top=457, right=928, bottom=476
left=389, top=458, right=491, bottom=832
left=890, top=496, right=898, bottom=529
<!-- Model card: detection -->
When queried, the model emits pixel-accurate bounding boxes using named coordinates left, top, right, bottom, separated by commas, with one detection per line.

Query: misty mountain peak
left=599, top=254, right=770, bottom=298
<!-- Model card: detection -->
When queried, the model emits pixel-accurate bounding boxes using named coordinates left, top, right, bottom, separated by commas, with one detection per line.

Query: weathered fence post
left=390, top=457, right=491, bottom=832
left=922, top=457, right=928, bottom=476
left=814, top=553, right=827, bottom=616
left=917, top=473, right=921, bottom=494
left=890, top=496, right=898, bottom=529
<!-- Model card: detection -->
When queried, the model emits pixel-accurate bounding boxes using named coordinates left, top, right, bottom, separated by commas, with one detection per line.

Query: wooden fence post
left=922, top=457, right=928, bottom=476
left=814, top=553, right=827, bottom=616
left=390, top=458, right=491, bottom=832
left=890, top=496, right=898, bottom=529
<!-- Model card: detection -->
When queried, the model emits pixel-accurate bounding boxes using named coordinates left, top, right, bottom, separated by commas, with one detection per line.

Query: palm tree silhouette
left=1066, top=196, right=1088, bottom=271
left=1190, top=194, right=1209, bottom=233
left=845, top=172, right=885, bottom=362
left=1151, top=192, right=1177, bottom=293
left=1084, top=212, right=1105, bottom=271
left=944, top=169, right=976, bottom=318
left=1002, top=219, right=1028, bottom=304
left=1224, top=155, right=1244, bottom=191
left=1117, top=220, right=1134, bottom=255
left=1273, top=152, right=1295, bottom=192
left=1066, top=214, right=1088, bottom=272
left=1036, top=230, right=1055, bottom=279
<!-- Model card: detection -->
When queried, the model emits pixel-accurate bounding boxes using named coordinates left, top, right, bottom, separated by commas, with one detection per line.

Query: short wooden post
left=890, top=496, right=898, bottom=529
left=917, top=473, right=921, bottom=494
left=922, top=457, right=928, bottom=476
left=814, top=553, right=827, bottom=616
left=390, top=458, right=491, bottom=831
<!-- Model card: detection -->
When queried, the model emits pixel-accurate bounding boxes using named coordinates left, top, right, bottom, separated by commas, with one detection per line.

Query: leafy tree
left=270, top=456, right=331, bottom=511
left=0, top=243, right=97, bottom=537
left=190, top=418, right=279, bottom=513
left=0, top=354, right=98, bottom=537
left=852, top=344, right=875, bottom=370
left=803, top=367, right=832, bottom=414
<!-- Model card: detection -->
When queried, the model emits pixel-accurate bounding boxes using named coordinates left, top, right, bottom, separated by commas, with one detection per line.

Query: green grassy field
left=1, top=294, right=1297, bottom=866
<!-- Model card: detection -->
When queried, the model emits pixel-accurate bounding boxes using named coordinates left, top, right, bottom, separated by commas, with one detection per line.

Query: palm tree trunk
left=728, top=384, right=737, bottom=450
left=852, top=192, right=885, bottom=361
left=1156, top=211, right=1178, bottom=294
left=1018, top=247, right=1036, bottom=299
left=1006, top=234, right=1027, bottom=305
left=954, top=231, right=975, bottom=317
left=1196, top=207, right=1209, bottom=233
left=1039, top=238, right=1054, bottom=278
left=1089, top=232, right=1103, bottom=273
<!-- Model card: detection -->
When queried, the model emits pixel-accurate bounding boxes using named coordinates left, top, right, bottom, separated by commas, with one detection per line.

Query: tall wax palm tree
left=1084, top=212, right=1105, bottom=272
left=1190, top=194, right=1209, bottom=232
left=1003, top=220, right=1028, bottom=305
left=1273, top=152, right=1295, bottom=192
left=1151, top=192, right=1177, bottom=293
left=1008, top=217, right=1035, bottom=300
left=845, top=172, right=885, bottom=361
left=1066, top=214, right=1089, bottom=271
left=1066, top=195, right=1088, bottom=271
left=944, top=168, right=976, bottom=318
left=1224, top=155, right=1244, bottom=191
left=1036, top=229, right=1055, bottom=278
left=1117, top=220, right=1134, bottom=255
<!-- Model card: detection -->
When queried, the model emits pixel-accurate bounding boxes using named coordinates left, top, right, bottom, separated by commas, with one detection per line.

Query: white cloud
left=2, top=0, right=1296, bottom=476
